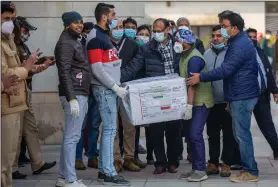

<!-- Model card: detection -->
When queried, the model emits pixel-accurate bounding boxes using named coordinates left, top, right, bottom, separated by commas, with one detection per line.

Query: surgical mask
left=1, top=21, right=14, bottom=34
left=252, top=40, right=258, bottom=46
left=211, top=42, right=225, bottom=50
left=124, top=29, right=136, bottom=39
left=112, top=29, right=124, bottom=40
left=21, top=34, right=30, bottom=42
left=153, top=32, right=165, bottom=43
left=178, top=26, right=189, bottom=30
left=173, top=42, right=183, bottom=53
left=221, top=28, right=230, bottom=39
left=137, top=35, right=149, bottom=44
left=108, top=19, right=117, bottom=30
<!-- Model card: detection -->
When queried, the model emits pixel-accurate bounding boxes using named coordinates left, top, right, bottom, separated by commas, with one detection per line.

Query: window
left=266, top=2, right=278, bottom=13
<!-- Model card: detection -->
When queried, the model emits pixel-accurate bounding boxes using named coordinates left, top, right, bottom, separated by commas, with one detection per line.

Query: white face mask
left=137, top=35, right=149, bottom=43
left=1, top=21, right=14, bottom=34
left=178, top=26, right=189, bottom=30
left=153, top=32, right=165, bottom=43
left=173, top=42, right=183, bottom=53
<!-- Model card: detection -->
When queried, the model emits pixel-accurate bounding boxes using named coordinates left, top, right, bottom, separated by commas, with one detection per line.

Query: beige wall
left=14, top=1, right=266, bottom=144
left=145, top=1, right=265, bottom=33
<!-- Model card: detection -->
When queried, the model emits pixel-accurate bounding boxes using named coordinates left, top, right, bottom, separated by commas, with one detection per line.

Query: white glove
left=112, top=84, right=128, bottom=99
left=181, top=104, right=193, bottom=120
left=70, top=99, right=80, bottom=117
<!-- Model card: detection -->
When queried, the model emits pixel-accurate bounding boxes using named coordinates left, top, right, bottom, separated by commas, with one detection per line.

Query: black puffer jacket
left=121, top=35, right=181, bottom=83
left=55, top=29, right=91, bottom=101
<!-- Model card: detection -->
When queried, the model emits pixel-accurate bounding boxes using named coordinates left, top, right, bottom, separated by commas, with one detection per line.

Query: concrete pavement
left=13, top=99, right=278, bottom=187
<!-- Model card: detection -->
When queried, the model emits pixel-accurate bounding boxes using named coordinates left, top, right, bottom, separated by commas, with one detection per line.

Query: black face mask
left=252, top=39, right=258, bottom=47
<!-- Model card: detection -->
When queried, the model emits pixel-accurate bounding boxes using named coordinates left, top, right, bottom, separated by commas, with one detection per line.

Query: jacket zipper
left=213, top=55, right=218, bottom=69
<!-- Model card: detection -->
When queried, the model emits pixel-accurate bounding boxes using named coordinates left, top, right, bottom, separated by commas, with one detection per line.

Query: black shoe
left=33, top=161, right=56, bottom=175
left=103, top=175, right=130, bottom=186
left=138, top=144, right=147, bottom=154
left=178, top=155, right=183, bottom=160
left=18, top=155, right=30, bottom=164
left=12, top=171, right=27, bottom=179
left=18, top=163, right=25, bottom=168
left=274, top=151, right=278, bottom=160
left=97, top=172, right=105, bottom=182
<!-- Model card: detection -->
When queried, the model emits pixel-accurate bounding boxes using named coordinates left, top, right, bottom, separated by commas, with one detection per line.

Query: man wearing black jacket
left=121, top=18, right=182, bottom=174
left=110, top=19, right=147, bottom=172
left=247, top=28, right=278, bottom=160
left=54, top=11, right=91, bottom=187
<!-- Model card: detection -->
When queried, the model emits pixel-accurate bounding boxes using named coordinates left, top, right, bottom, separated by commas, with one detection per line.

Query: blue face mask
left=109, top=19, right=118, bottom=30
left=124, top=29, right=136, bottom=39
left=221, top=28, right=230, bottom=39
left=212, top=42, right=225, bottom=50
left=112, top=29, right=124, bottom=40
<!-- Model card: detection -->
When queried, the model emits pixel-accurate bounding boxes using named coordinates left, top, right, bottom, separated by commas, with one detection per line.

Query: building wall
left=14, top=1, right=265, bottom=144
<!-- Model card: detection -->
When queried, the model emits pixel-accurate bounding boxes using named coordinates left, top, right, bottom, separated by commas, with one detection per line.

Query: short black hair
left=137, top=24, right=151, bottom=35
left=221, top=12, right=245, bottom=31
left=94, top=3, right=114, bottom=22
left=212, top=25, right=221, bottom=32
left=1, top=1, right=14, bottom=14
left=246, top=28, right=257, bottom=34
left=83, top=22, right=94, bottom=31
left=218, top=10, right=234, bottom=19
left=266, top=30, right=272, bottom=34
left=123, top=17, right=137, bottom=28
left=153, top=18, right=170, bottom=29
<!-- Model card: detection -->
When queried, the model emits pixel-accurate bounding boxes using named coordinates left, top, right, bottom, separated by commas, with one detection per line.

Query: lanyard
left=116, top=38, right=126, bottom=56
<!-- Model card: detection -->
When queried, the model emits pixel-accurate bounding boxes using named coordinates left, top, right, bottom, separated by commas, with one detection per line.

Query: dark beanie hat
left=62, top=11, right=83, bottom=27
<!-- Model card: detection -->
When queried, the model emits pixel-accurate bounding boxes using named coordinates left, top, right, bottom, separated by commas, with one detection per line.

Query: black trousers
left=19, top=137, right=27, bottom=160
left=149, top=120, right=182, bottom=168
left=135, top=126, right=154, bottom=160
left=179, top=120, right=191, bottom=156
left=206, top=103, right=239, bottom=166
left=253, top=92, right=278, bottom=153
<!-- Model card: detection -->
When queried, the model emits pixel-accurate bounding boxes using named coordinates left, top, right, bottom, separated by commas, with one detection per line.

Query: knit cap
left=62, top=11, right=83, bottom=27
left=176, top=29, right=196, bottom=44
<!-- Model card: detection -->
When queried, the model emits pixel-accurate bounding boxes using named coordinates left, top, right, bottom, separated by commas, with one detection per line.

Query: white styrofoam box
left=121, top=74, right=187, bottom=126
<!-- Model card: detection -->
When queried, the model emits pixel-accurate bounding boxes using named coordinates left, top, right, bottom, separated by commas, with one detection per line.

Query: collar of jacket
left=65, top=28, right=81, bottom=39
left=1, top=33, right=19, bottom=60
left=182, top=44, right=196, bottom=59
left=95, top=24, right=109, bottom=35
left=211, top=46, right=227, bottom=55
left=227, top=31, right=244, bottom=44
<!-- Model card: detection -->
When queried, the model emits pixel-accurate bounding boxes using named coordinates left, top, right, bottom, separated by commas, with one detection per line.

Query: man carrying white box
left=121, top=18, right=184, bottom=174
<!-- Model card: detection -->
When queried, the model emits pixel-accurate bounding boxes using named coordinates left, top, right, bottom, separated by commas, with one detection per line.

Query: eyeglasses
left=153, top=28, right=166, bottom=33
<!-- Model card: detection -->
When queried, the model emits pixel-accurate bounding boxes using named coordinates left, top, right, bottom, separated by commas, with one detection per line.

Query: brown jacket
left=1, top=34, right=28, bottom=115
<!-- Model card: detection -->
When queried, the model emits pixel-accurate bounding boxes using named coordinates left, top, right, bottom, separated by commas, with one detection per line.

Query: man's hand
left=181, top=104, right=193, bottom=120
left=22, top=49, right=41, bottom=72
left=273, top=94, right=278, bottom=104
left=186, top=72, right=201, bottom=86
left=112, top=84, right=128, bottom=99
left=2, top=75, right=19, bottom=90
left=70, top=99, right=80, bottom=117
left=225, top=103, right=230, bottom=113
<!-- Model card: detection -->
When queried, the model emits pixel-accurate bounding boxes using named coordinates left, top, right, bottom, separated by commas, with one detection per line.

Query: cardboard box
left=120, top=74, right=187, bottom=126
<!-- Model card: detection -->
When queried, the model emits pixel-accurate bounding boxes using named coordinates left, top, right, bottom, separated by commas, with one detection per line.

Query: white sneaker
left=55, top=177, right=65, bottom=187
left=65, top=180, right=87, bottom=187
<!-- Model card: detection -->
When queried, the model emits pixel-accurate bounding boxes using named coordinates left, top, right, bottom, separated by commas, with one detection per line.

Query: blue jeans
left=93, top=85, right=118, bottom=176
left=76, top=93, right=101, bottom=160
left=59, top=96, right=88, bottom=183
left=230, top=98, right=259, bottom=176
